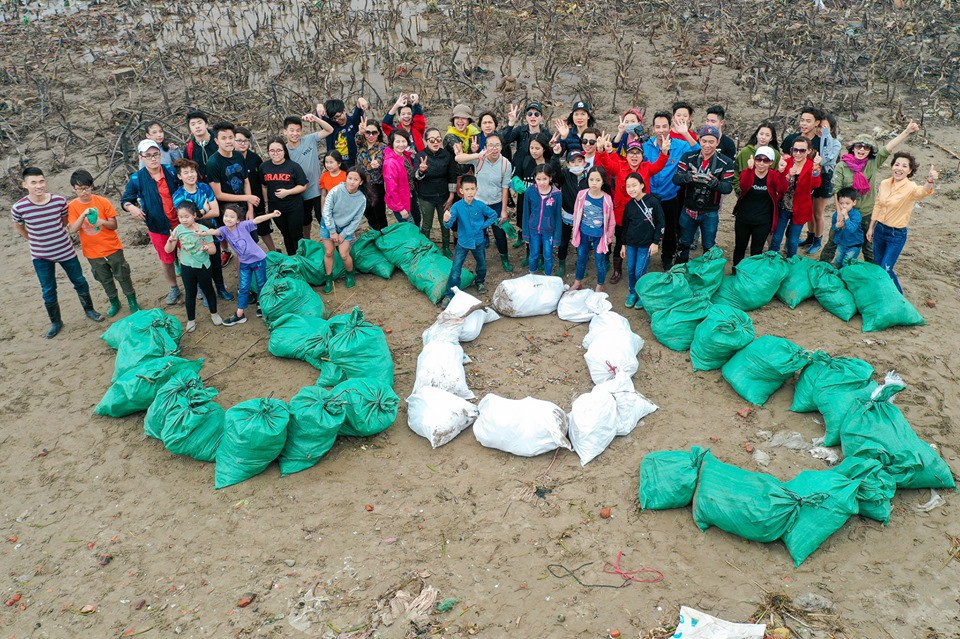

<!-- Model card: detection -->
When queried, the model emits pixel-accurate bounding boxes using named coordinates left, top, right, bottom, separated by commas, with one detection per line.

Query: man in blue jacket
left=121, top=139, right=183, bottom=304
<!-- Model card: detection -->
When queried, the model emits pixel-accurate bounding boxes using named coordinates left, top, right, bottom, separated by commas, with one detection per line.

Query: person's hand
left=499, top=211, right=508, bottom=223
left=928, top=165, right=938, bottom=181
left=789, top=164, right=801, bottom=177
left=659, top=135, right=671, bottom=154
left=452, top=141, right=463, bottom=156
left=275, top=188, right=288, bottom=199
left=554, top=118, right=570, bottom=138
left=331, top=232, right=341, bottom=244
left=419, top=155, right=428, bottom=172
left=812, top=152, right=822, bottom=169
left=315, top=103, right=326, bottom=117
left=471, top=137, right=480, bottom=153
left=508, top=103, right=519, bottom=125
left=409, top=93, right=420, bottom=105
left=672, top=117, right=689, bottom=136
left=866, top=228, right=874, bottom=243
left=747, top=156, right=755, bottom=170
left=906, top=120, right=920, bottom=135
left=478, top=148, right=489, bottom=162
left=370, top=159, right=381, bottom=169
left=620, top=245, right=626, bottom=259
left=167, top=142, right=179, bottom=150
left=649, top=244, right=659, bottom=256
left=394, top=94, right=407, bottom=109
left=246, top=208, right=254, bottom=221
left=127, top=205, right=146, bottom=222
left=443, top=210, right=452, bottom=223
left=271, top=209, right=282, bottom=218
left=302, top=113, right=318, bottom=123
left=246, top=195, right=261, bottom=206
left=400, top=209, right=410, bottom=219
left=617, top=116, right=626, bottom=135
left=778, top=157, right=788, bottom=172
left=357, top=97, right=369, bottom=111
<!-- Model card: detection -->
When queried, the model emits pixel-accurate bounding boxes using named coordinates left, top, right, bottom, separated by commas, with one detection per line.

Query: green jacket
left=832, top=147, right=891, bottom=216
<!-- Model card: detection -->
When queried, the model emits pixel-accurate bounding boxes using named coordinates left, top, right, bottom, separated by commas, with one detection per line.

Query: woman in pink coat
left=382, top=129, right=420, bottom=224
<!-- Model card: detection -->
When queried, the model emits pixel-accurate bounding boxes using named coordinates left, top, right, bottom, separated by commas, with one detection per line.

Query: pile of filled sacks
left=406, top=275, right=658, bottom=465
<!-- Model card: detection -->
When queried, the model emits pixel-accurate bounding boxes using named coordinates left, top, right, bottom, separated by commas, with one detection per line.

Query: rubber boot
left=126, top=295, right=141, bottom=313
left=442, top=238, right=452, bottom=259
left=500, top=254, right=513, bottom=273
left=557, top=259, right=566, bottom=277
left=345, top=271, right=356, bottom=288
left=609, top=253, right=623, bottom=285
left=45, top=302, right=63, bottom=339
left=79, top=292, right=104, bottom=322
left=107, top=296, right=122, bottom=318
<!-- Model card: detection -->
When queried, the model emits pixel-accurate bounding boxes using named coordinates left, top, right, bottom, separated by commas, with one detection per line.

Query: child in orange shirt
left=319, top=151, right=348, bottom=216
left=66, top=170, right=140, bottom=317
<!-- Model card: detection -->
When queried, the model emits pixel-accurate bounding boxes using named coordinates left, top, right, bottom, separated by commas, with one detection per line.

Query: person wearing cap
left=596, top=133, right=669, bottom=283
left=442, top=103, right=481, bottom=196
left=734, top=122, right=781, bottom=195
left=555, top=120, right=601, bottom=169
left=121, top=139, right=184, bottom=305
left=556, top=150, right=590, bottom=277
left=731, top=146, right=789, bottom=267
left=563, top=99, right=596, bottom=150
left=820, top=121, right=920, bottom=264
left=671, top=125, right=735, bottom=264
left=504, top=101, right=551, bottom=247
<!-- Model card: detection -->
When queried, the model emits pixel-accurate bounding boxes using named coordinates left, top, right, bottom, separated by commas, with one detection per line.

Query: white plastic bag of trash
left=423, top=287, right=499, bottom=344
left=492, top=274, right=567, bottom=317
left=672, top=605, right=765, bottom=638
left=406, top=387, right=479, bottom=448
left=567, top=387, right=619, bottom=465
left=412, top=341, right=475, bottom=400
left=584, top=330, right=643, bottom=384
left=594, top=371, right=658, bottom=436
left=473, top=394, right=572, bottom=456
left=557, top=288, right=613, bottom=322
left=582, top=311, right=634, bottom=349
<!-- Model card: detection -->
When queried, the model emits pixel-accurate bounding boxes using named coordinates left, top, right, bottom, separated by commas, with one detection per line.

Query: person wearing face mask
left=415, top=127, right=458, bottom=257
left=734, top=122, right=781, bottom=195
left=383, top=93, right=427, bottom=152
left=613, top=108, right=646, bottom=157
left=383, top=129, right=420, bottom=225
left=820, top=121, right=920, bottom=264
left=557, top=150, right=591, bottom=277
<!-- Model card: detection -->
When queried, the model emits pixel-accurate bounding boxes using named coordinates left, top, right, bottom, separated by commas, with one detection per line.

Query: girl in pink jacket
left=571, top=166, right=616, bottom=291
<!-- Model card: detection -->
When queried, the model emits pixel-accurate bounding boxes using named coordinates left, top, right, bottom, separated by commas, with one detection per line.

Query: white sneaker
left=185, top=320, right=197, bottom=333
left=211, top=313, right=223, bottom=326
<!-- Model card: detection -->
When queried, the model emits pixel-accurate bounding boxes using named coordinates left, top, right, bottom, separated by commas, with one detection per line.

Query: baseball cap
left=567, top=150, right=585, bottom=162
left=699, top=125, right=721, bottom=140
left=571, top=100, right=591, bottom=112
left=626, top=141, right=643, bottom=152
left=525, top=102, right=544, bottom=115
left=137, top=139, right=161, bottom=154
left=754, top=146, right=776, bottom=160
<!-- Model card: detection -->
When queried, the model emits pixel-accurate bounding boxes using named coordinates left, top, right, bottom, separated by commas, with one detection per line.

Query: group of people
left=12, top=96, right=938, bottom=337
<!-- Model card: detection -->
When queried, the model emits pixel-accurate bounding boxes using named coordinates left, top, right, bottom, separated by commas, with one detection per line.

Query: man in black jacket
left=672, top=126, right=734, bottom=264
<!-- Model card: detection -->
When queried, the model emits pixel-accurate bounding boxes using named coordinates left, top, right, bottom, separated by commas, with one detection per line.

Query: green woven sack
left=690, top=304, right=755, bottom=371
left=782, top=469, right=860, bottom=566
left=295, top=238, right=347, bottom=285
left=833, top=457, right=897, bottom=524
left=775, top=255, right=817, bottom=308
left=143, top=371, right=217, bottom=443
left=674, top=247, right=725, bottom=297
left=279, top=386, right=346, bottom=476
left=638, top=446, right=709, bottom=510
left=160, top=397, right=225, bottom=462
left=375, top=221, right=436, bottom=268
left=215, top=398, right=291, bottom=489
left=636, top=271, right=693, bottom=315
left=650, top=295, right=712, bottom=351
left=258, top=276, right=326, bottom=326
left=791, top=351, right=875, bottom=413
left=315, top=362, right=347, bottom=388
left=721, top=335, right=810, bottom=405
left=266, top=251, right=304, bottom=281
left=330, top=378, right=400, bottom=437
left=840, top=374, right=956, bottom=490
left=268, top=313, right=332, bottom=370
left=693, top=452, right=804, bottom=543
left=350, top=231, right=395, bottom=279
left=808, top=261, right=857, bottom=321
left=101, top=308, right=182, bottom=350
left=326, top=307, right=395, bottom=386
left=95, top=356, right=203, bottom=418
left=401, top=245, right=474, bottom=304
left=710, top=251, right=789, bottom=311
left=840, top=260, right=925, bottom=332
left=821, top=382, right=879, bottom=447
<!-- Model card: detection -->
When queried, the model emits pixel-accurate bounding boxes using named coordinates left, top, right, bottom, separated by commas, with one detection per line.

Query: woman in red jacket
left=595, top=133, right=669, bottom=283
left=769, top=136, right=821, bottom=257
left=732, top=146, right=789, bottom=266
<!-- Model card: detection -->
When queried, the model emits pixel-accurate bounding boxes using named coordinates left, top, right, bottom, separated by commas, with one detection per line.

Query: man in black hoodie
left=503, top=101, right=551, bottom=249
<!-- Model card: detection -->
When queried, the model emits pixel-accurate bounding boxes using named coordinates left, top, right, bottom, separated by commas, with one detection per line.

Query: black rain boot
left=609, top=252, right=623, bottom=285
left=45, top=302, right=63, bottom=339
left=78, top=292, right=104, bottom=322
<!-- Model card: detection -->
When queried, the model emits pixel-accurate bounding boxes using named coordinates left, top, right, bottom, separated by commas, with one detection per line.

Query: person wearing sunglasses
left=554, top=121, right=601, bottom=169
left=504, top=101, right=552, bottom=248
left=383, top=93, right=427, bottom=152
left=820, top=121, right=920, bottom=264
left=731, top=146, right=789, bottom=267
left=355, top=119, right=389, bottom=230
left=769, top=137, right=821, bottom=257
left=415, top=127, right=458, bottom=257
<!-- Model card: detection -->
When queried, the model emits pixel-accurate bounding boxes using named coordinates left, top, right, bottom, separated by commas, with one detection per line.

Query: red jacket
left=735, top=168, right=790, bottom=233
left=780, top=156, right=822, bottom=225
left=382, top=112, right=427, bottom=152
left=596, top=151, right=669, bottom=225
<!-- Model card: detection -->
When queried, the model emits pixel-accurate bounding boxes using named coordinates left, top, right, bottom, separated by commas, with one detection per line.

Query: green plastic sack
left=143, top=370, right=218, bottom=445
left=833, top=457, right=897, bottom=524
left=316, top=362, right=347, bottom=387
left=650, top=295, right=712, bottom=351
left=791, top=351, right=875, bottom=413
left=266, top=251, right=304, bottom=281
left=782, top=469, right=860, bottom=566
left=350, top=231, right=395, bottom=279
left=95, top=356, right=203, bottom=418
left=693, top=452, right=804, bottom=543
left=775, top=255, right=817, bottom=308
left=721, top=335, right=810, bottom=405
left=840, top=374, right=956, bottom=490
left=268, top=313, right=332, bottom=370
left=295, top=238, right=346, bottom=285
left=375, top=221, right=436, bottom=268
left=160, top=397, right=225, bottom=462
left=675, top=247, right=725, bottom=297
left=101, top=308, right=182, bottom=350
left=638, top=446, right=709, bottom=510
left=330, top=378, right=400, bottom=437
left=258, top=276, right=326, bottom=326
left=402, top=245, right=474, bottom=304
left=690, top=304, right=755, bottom=371
left=710, top=251, right=789, bottom=311
left=113, top=329, right=181, bottom=382
left=808, top=261, right=856, bottom=321
left=840, top=260, right=925, bottom=332
left=821, top=382, right=879, bottom=448
left=279, top=386, right=346, bottom=476
left=636, top=271, right=693, bottom=315
left=215, top=398, right=291, bottom=489
left=325, top=307, right=395, bottom=386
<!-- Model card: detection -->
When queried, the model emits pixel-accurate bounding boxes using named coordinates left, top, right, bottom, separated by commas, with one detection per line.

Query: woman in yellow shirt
left=866, top=151, right=937, bottom=293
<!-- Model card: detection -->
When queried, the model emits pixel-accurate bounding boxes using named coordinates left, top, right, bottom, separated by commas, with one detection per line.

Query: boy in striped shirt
left=12, top=166, right=104, bottom=338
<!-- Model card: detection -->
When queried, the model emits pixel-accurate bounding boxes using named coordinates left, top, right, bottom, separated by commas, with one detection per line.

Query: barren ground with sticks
left=1, top=1, right=959, bottom=638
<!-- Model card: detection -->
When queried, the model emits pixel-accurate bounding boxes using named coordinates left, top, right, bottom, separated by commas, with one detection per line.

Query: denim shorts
left=319, top=222, right=354, bottom=243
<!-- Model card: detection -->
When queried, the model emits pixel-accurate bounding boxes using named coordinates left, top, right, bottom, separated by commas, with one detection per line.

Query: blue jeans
left=445, top=244, right=487, bottom=298
left=769, top=208, right=803, bottom=257
left=575, top=233, right=608, bottom=284
left=832, top=244, right=862, bottom=269
left=33, top=256, right=89, bottom=306
left=528, top=232, right=555, bottom=275
left=625, top=245, right=652, bottom=295
left=678, top=209, right=719, bottom=263
left=238, top=259, right=267, bottom=310
left=872, top=223, right=908, bottom=293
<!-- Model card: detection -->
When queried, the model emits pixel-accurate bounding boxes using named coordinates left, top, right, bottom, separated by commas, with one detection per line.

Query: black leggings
left=612, top=224, right=624, bottom=266
left=660, top=196, right=682, bottom=265
left=303, top=197, right=322, bottom=229
left=210, top=240, right=226, bottom=291
left=181, top=263, right=217, bottom=321
left=365, top=182, right=388, bottom=231
left=273, top=203, right=305, bottom=255
left=557, top=223, right=573, bottom=262
left=733, top=219, right=772, bottom=266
